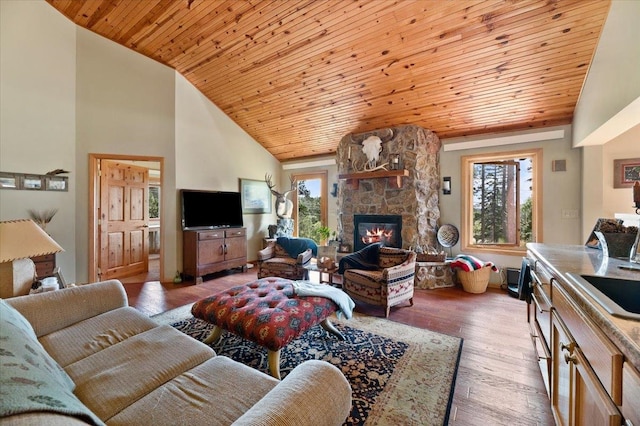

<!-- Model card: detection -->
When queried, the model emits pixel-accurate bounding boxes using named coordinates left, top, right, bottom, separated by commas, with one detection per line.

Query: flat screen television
left=181, top=189, right=244, bottom=230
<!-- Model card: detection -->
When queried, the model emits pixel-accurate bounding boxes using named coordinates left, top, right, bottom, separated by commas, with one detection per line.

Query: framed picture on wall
left=240, top=178, right=272, bottom=214
left=613, top=157, right=640, bottom=188
left=21, top=175, right=43, bottom=190
left=0, top=172, right=18, bottom=189
left=46, top=176, right=68, bottom=191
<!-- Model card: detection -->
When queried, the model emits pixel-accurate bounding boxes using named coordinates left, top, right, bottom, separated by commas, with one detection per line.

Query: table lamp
left=0, top=219, right=64, bottom=298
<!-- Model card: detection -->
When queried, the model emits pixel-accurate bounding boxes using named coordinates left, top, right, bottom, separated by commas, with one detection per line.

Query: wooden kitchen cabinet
left=183, top=228, right=247, bottom=284
left=527, top=248, right=634, bottom=426
left=551, top=310, right=621, bottom=426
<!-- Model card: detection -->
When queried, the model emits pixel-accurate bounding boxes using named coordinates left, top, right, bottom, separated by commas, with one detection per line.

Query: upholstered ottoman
left=191, top=277, right=345, bottom=378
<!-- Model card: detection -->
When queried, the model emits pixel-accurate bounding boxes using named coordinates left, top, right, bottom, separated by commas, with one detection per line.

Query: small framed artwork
left=46, top=176, right=68, bottom=191
left=21, top=175, right=43, bottom=190
left=240, top=178, right=272, bottom=214
left=0, top=172, right=18, bottom=189
left=613, top=157, right=640, bottom=188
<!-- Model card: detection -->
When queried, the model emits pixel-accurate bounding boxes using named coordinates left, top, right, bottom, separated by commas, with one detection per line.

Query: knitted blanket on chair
left=338, top=243, right=383, bottom=274
left=276, top=237, right=318, bottom=258
left=450, top=254, right=498, bottom=272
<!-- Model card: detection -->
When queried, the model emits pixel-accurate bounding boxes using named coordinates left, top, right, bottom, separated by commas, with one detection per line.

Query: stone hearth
left=336, top=124, right=441, bottom=251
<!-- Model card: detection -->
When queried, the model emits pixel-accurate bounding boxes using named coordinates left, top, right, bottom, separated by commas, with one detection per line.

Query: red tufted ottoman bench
left=191, top=277, right=345, bottom=379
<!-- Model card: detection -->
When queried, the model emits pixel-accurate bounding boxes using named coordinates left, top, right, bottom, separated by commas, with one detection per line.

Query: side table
left=415, top=260, right=455, bottom=289
left=304, top=261, right=340, bottom=287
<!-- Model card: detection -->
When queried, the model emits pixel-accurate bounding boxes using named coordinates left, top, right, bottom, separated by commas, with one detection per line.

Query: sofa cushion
left=0, top=299, right=103, bottom=425
left=39, top=306, right=158, bottom=368
left=107, top=356, right=279, bottom=426
left=64, top=325, right=215, bottom=422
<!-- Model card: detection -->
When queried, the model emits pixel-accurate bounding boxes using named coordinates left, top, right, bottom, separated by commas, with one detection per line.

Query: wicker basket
left=457, top=266, right=491, bottom=294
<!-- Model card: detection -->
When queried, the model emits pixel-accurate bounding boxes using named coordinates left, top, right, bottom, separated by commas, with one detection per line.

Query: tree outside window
left=461, top=149, right=542, bottom=254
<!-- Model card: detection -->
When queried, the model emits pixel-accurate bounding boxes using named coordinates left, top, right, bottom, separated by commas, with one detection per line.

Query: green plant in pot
left=315, top=225, right=331, bottom=246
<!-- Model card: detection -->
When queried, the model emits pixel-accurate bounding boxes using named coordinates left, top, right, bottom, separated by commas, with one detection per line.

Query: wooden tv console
left=183, top=227, right=247, bottom=284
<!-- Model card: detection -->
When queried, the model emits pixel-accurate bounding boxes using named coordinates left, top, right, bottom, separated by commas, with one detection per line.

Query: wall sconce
left=442, top=177, right=451, bottom=195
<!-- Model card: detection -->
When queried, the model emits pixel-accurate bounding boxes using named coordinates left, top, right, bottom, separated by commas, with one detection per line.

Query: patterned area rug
left=155, top=306, right=462, bottom=426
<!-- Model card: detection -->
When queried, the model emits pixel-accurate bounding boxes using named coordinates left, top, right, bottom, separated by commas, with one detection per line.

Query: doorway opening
left=292, top=171, right=328, bottom=242
left=89, top=154, right=164, bottom=283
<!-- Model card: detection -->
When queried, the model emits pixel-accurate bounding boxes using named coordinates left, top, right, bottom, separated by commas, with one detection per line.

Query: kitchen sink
left=566, top=273, right=640, bottom=320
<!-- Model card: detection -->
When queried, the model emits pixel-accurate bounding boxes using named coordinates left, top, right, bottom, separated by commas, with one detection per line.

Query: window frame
left=460, top=148, right=543, bottom=256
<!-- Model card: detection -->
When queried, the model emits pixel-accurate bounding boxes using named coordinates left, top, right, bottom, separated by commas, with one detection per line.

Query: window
left=292, top=171, right=328, bottom=242
left=461, top=149, right=542, bottom=255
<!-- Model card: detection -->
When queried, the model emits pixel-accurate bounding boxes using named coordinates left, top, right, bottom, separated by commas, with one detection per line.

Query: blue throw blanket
left=338, top=242, right=382, bottom=274
left=277, top=237, right=318, bottom=257
left=292, top=281, right=355, bottom=319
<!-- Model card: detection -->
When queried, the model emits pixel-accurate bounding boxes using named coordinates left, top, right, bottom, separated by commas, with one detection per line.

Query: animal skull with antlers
left=265, top=174, right=296, bottom=219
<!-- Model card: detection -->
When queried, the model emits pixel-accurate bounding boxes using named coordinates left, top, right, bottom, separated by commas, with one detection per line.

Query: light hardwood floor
left=122, top=267, right=555, bottom=426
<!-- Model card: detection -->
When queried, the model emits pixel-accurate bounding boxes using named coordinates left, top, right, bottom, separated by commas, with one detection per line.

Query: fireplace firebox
left=353, top=214, right=402, bottom=252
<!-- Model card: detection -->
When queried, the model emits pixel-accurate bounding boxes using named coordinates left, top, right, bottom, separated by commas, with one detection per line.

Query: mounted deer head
left=264, top=174, right=297, bottom=219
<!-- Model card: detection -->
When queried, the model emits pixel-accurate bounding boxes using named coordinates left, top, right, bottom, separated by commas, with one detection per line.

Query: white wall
left=75, top=27, right=177, bottom=282
left=174, top=74, right=281, bottom=263
left=0, top=0, right=77, bottom=281
left=573, top=0, right=640, bottom=146
left=581, top=127, right=640, bottom=238
left=439, top=125, right=581, bottom=270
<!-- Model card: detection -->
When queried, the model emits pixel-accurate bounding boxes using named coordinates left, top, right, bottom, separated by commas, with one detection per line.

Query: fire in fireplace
left=353, top=214, right=402, bottom=251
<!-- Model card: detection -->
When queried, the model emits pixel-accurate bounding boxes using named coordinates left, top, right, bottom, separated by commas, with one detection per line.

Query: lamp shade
left=0, top=219, right=64, bottom=263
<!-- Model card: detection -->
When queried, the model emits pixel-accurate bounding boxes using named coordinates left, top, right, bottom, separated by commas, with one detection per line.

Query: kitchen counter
left=527, top=243, right=640, bottom=370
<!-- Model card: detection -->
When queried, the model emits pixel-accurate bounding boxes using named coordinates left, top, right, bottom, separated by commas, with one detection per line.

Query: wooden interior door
left=99, top=160, right=149, bottom=280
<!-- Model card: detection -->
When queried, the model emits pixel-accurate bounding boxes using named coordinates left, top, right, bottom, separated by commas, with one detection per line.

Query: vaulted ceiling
left=46, top=0, right=611, bottom=161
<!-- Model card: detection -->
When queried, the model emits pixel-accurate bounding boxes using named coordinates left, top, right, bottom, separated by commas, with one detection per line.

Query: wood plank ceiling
left=46, top=0, right=611, bottom=162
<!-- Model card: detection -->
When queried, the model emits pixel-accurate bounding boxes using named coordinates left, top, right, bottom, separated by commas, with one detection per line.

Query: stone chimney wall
left=336, top=124, right=442, bottom=251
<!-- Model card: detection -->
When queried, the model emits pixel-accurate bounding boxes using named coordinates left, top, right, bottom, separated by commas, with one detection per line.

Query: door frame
left=89, top=154, right=164, bottom=283
left=291, top=171, right=328, bottom=237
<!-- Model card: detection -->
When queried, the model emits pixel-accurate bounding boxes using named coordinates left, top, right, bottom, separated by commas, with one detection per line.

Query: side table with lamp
left=0, top=219, right=64, bottom=298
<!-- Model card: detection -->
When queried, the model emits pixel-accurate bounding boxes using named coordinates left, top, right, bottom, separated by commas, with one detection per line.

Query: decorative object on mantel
left=0, top=171, right=69, bottom=191
left=28, top=208, right=58, bottom=231
left=352, top=135, right=388, bottom=172
left=338, top=169, right=409, bottom=190
left=0, top=219, right=64, bottom=298
left=389, top=154, right=401, bottom=170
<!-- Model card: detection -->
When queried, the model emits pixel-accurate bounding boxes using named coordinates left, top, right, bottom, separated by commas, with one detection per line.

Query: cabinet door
left=199, top=239, right=224, bottom=265
left=224, top=235, right=247, bottom=261
left=572, top=348, right=622, bottom=426
left=551, top=312, right=573, bottom=426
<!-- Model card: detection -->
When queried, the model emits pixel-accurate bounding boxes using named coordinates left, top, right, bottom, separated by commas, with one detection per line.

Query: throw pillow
left=0, top=299, right=104, bottom=425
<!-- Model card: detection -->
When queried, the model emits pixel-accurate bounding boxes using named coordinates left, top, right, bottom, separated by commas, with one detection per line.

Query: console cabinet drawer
left=198, top=230, right=224, bottom=240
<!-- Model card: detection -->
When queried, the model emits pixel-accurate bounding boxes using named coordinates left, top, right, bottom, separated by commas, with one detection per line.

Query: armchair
left=341, top=246, right=417, bottom=317
left=257, top=237, right=316, bottom=280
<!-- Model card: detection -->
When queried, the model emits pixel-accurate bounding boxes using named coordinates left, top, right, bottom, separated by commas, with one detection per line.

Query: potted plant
left=315, top=225, right=331, bottom=246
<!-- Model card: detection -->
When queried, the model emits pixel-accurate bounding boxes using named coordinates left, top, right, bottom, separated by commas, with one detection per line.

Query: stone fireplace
left=336, top=124, right=441, bottom=252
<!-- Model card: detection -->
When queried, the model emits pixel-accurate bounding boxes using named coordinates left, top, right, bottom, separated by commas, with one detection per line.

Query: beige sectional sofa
left=1, top=280, right=352, bottom=425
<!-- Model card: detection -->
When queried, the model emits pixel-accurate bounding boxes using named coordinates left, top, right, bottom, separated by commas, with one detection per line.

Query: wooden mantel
left=338, top=169, right=409, bottom=189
